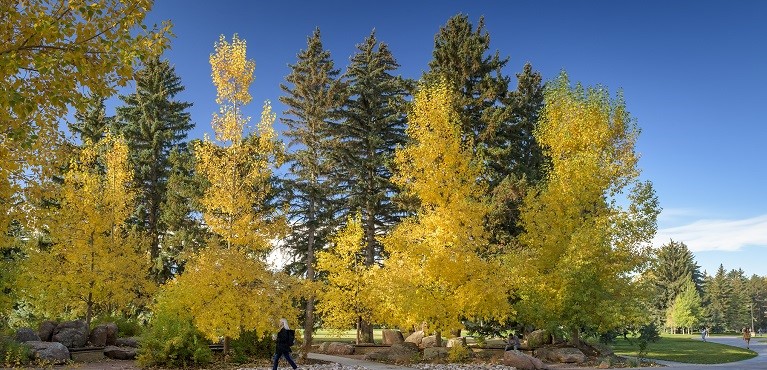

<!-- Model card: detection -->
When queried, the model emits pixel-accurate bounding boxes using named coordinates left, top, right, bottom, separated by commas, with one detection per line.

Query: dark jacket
left=276, top=328, right=294, bottom=353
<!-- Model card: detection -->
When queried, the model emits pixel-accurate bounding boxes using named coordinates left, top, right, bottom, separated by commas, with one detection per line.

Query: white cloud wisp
left=653, top=214, right=767, bottom=252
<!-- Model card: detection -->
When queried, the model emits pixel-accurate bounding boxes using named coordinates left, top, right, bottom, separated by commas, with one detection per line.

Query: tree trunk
left=570, top=327, right=580, bottom=347
left=223, top=336, right=230, bottom=354
left=303, top=201, right=317, bottom=358
left=435, top=331, right=443, bottom=347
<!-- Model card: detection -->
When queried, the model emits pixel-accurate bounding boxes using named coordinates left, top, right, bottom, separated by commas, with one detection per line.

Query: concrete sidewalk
left=307, top=353, right=415, bottom=370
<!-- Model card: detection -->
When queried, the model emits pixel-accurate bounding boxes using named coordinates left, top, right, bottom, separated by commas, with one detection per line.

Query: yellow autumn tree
left=513, top=72, right=660, bottom=344
left=377, top=80, right=509, bottom=337
left=316, top=215, right=377, bottom=343
left=0, top=0, right=169, bottom=250
left=20, top=134, right=153, bottom=329
left=157, top=34, right=294, bottom=347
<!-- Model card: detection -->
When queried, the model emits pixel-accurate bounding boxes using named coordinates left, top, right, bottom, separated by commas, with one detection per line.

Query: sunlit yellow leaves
left=378, top=80, right=507, bottom=333
left=20, top=133, right=152, bottom=322
left=210, top=34, right=256, bottom=143
left=513, top=72, right=658, bottom=335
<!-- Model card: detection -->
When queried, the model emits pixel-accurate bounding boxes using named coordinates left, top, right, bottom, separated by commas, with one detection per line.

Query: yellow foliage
left=20, top=134, right=153, bottom=321
left=378, top=80, right=509, bottom=333
left=513, top=72, right=658, bottom=335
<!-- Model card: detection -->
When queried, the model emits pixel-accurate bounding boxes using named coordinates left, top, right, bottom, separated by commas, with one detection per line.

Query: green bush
left=93, top=315, right=143, bottom=337
left=447, top=344, right=471, bottom=362
left=0, top=336, right=32, bottom=367
left=230, top=330, right=275, bottom=364
left=137, top=312, right=212, bottom=367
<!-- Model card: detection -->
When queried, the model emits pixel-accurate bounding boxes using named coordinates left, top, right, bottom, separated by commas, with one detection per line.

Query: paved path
left=311, top=336, right=765, bottom=370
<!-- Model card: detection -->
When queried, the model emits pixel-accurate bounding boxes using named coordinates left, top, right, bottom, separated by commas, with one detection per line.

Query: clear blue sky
left=128, top=0, right=767, bottom=276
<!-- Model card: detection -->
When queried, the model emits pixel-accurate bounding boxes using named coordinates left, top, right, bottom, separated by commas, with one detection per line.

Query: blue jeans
left=272, top=350, right=297, bottom=370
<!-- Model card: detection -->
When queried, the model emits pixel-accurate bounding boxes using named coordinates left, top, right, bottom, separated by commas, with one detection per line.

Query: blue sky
left=125, top=1, right=767, bottom=276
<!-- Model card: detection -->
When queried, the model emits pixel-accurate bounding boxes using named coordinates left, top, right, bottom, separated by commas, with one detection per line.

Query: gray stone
left=365, top=342, right=420, bottom=362
left=25, top=341, right=70, bottom=364
left=38, top=320, right=58, bottom=342
left=325, top=342, right=354, bottom=355
left=105, top=322, right=118, bottom=345
left=446, top=337, right=466, bottom=348
left=591, top=342, right=614, bottom=356
left=381, top=329, right=405, bottom=345
left=423, top=347, right=449, bottom=360
left=88, top=325, right=109, bottom=346
left=115, top=336, right=139, bottom=347
left=318, top=342, right=331, bottom=353
left=502, top=350, right=547, bottom=370
left=53, top=320, right=88, bottom=348
left=15, top=327, right=41, bottom=342
left=526, top=329, right=552, bottom=349
left=421, top=335, right=439, bottom=348
left=535, top=347, right=586, bottom=363
left=104, top=345, right=136, bottom=360
left=404, top=330, right=424, bottom=346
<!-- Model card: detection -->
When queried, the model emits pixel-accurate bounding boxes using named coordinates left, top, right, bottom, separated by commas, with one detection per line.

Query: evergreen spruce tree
left=424, top=14, right=509, bottom=147
left=725, top=269, right=751, bottom=331
left=334, top=30, right=409, bottom=343
left=116, top=58, right=193, bottom=282
left=69, top=96, right=114, bottom=144
left=703, top=264, right=732, bottom=332
left=280, top=28, right=345, bottom=350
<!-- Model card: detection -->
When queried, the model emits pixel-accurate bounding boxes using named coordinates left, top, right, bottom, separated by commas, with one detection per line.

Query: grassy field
left=611, top=334, right=757, bottom=364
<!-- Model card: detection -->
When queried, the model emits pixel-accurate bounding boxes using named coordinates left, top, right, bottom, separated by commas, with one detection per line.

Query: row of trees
left=4, top=1, right=734, bottom=355
left=647, top=240, right=767, bottom=334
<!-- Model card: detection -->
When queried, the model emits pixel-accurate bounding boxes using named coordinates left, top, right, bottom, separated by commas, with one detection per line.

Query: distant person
left=700, top=327, right=707, bottom=342
left=505, top=333, right=520, bottom=351
left=743, top=327, right=751, bottom=349
left=273, top=318, right=298, bottom=370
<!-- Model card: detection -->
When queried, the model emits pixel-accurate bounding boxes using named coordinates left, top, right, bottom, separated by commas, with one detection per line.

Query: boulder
left=38, top=320, right=58, bottom=342
left=15, top=327, right=41, bottom=342
left=25, top=341, right=70, bottom=364
left=591, top=342, right=614, bottom=357
left=318, top=342, right=331, bottom=353
left=105, top=322, right=118, bottom=345
left=446, top=337, right=466, bottom=348
left=104, top=345, right=136, bottom=360
left=52, top=320, right=88, bottom=348
left=535, top=347, right=586, bottom=363
left=381, top=329, right=404, bottom=345
left=526, top=329, right=552, bottom=349
left=115, top=336, right=139, bottom=347
left=598, top=360, right=610, bottom=369
left=365, top=342, right=419, bottom=362
left=502, top=350, right=547, bottom=370
left=404, top=330, right=424, bottom=346
left=89, top=325, right=109, bottom=346
left=423, top=347, right=448, bottom=360
left=325, top=342, right=354, bottom=355
left=421, top=335, right=439, bottom=348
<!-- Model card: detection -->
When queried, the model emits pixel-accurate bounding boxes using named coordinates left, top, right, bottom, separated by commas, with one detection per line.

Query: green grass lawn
left=611, top=335, right=757, bottom=364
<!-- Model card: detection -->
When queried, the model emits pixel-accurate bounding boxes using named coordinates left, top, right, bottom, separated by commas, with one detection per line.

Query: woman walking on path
left=743, top=327, right=751, bottom=349
left=273, top=318, right=298, bottom=370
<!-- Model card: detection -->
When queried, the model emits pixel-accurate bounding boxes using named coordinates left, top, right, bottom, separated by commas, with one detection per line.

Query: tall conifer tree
left=116, top=58, right=193, bottom=282
left=280, top=28, right=345, bottom=350
left=334, top=30, right=409, bottom=343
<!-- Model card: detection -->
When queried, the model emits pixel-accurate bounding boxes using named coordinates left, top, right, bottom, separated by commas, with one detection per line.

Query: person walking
left=700, top=327, right=707, bottom=342
left=743, top=327, right=751, bottom=349
left=272, top=318, right=298, bottom=370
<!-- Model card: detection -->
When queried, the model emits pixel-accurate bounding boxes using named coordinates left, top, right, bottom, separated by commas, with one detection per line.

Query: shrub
left=93, top=315, right=143, bottom=337
left=447, top=344, right=471, bottom=362
left=473, top=335, right=486, bottom=348
left=137, top=311, right=211, bottom=367
left=230, top=330, right=275, bottom=364
left=0, top=336, right=32, bottom=367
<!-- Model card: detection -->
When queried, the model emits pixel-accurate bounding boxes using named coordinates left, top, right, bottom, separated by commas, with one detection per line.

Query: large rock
left=365, top=342, right=419, bottom=362
left=105, top=322, right=118, bottom=345
left=115, top=337, right=139, bottom=347
left=526, top=329, right=552, bottom=349
left=446, top=337, right=466, bottom=348
left=421, top=335, right=439, bottom=348
left=325, top=342, right=354, bottom=355
left=591, top=342, right=614, bottom=357
left=15, top=327, right=41, bottom=342
left=38, top=320, right=58, bottom=342
left=423, top=347, right=448, bottom=360
left=89, top=325, right=109, bottom=346
left=404, top=330, right=424, bottom=346
left=104, top=345, right=136, bottom=360
left=53, top=320, right=88, bottom=348
left=25, top=341, right=70, bottom=364
left=502, top=350, right=547, bottom=370
left=535, top=347, right=586, bottom=363
left=381, top=329, right=404, bottom=345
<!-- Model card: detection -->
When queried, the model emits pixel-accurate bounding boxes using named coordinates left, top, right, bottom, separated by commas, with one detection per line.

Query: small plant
left=473, top=335, right=486, bottom=348
left=448, top=344, right=471, bottom=362
left=229, top=330, right=275, bottom=364
left=137, top=311, right=212, bottom=367
left=636, top=323, right=660, bottom=361
left=0, top=336, right=32, bottom=367
left=625, top=357, right=639, bottom=367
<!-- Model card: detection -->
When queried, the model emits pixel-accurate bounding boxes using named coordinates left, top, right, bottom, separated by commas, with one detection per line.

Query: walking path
left=310, top=336, right=765, bottom=370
